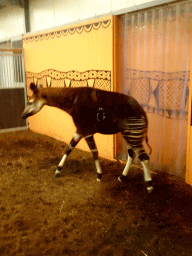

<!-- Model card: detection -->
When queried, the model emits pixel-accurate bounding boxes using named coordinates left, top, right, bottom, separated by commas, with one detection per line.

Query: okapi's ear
left=37, top=84, right=43, bottom=89
left=30, top=83, right=39, bottom=95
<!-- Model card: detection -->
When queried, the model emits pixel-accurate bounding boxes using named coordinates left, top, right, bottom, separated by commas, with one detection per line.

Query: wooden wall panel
left=0, top=88, right=26, bottom=129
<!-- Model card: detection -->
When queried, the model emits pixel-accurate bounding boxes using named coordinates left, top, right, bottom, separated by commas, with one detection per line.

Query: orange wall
left=23, top=16, right=114, bottom=159
left=186, top=59, right=192, bottom=186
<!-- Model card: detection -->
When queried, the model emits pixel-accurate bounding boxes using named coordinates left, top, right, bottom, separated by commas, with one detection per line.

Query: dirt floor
left=0, top=130, right=192, bottom=256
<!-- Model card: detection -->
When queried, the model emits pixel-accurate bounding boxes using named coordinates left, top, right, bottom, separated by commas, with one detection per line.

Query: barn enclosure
left=0, top=48, right=27, bottom=132
left=21, top=1, right=192, bottom=185
left=1, top=1, right=192, bottom=255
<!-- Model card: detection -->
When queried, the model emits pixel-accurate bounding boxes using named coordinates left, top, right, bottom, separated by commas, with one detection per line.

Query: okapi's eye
left=28, top=99, right=34, bottom=105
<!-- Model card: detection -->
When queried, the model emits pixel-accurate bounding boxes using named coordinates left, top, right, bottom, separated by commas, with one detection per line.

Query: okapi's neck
left=40, top=87, right=77, bottom=115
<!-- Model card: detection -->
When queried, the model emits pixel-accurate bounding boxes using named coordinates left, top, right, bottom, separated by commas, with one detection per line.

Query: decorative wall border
left=126, top=69, right=190, bottom=81
left=126, top=69, right=190, bottom=119
left=23, top=19, right=111, bottom=43
left=26, top=69, right=111, bottom=81
left=25, top=69, right=111, bottom=91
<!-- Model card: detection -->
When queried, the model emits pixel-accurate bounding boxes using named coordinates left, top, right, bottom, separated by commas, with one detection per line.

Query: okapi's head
left=21, top=83, right=46, bottom=119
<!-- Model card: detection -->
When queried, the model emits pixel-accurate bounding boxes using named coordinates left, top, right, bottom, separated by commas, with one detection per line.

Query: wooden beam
left=24, top=0, right=30, bottom=33
left=0, top=0, right=23, bottom=7
left=0, top=48, right=22, bottom=52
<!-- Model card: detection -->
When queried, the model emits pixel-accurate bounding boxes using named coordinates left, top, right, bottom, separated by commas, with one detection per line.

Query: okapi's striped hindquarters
left=21, top=83, right=153, bottom=193
left=119, top=117, right=153, bottom=193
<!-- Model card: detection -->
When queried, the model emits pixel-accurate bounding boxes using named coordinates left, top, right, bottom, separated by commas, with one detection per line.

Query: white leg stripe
left=122, top=155, right=133, bottom=176
left=68, top=144, right=73, bottom=150
left=141, top=160, right=152, bottom=182
left=91, top=149, right=98, bottom=152
left=147, top=186, right=153, bottom=193
left=95, top=160, right=102, bottom=174
left=84, top=134, right=93, bottom=139
left=55, top=169, right=61, bottom=175
left=74, top=133, right=81, bottom=141
left=58, top=154, right=67, bottom=168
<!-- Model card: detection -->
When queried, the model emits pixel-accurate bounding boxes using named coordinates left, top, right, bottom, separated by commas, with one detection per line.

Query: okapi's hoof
left=146, top=181, right=153, bottom=194
left=97, top=173, right=102, bottom=181
left=55, top=168, right=61, bottom=177
left=55, top=170, right=61, bottom=177
left=118, top=174, right=128, bottom=182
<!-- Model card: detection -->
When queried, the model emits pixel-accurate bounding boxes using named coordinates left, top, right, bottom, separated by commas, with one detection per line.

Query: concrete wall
left=0, top=5, right=25, bottom=40
left=0, top=0, right=174, bottom=41
left=29, top=0, right=156, bottom=31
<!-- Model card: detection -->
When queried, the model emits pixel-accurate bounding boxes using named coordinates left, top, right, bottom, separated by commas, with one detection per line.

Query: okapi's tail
left=144, top=114, right=152, bottom=155
left=145, top=135, right=152, bottom=155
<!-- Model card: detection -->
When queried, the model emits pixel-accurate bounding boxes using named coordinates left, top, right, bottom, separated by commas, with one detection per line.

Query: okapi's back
left=93, top=88, right=147, bottom=119
left=41, top=86, right=146, bottom=119
left=67, top=87, right=148, bottom=135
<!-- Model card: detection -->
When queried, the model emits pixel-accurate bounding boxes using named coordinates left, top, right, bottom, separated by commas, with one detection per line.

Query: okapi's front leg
left=84, top=135, right=102, bottom=181
left=55, top=132, right=82, bottom=177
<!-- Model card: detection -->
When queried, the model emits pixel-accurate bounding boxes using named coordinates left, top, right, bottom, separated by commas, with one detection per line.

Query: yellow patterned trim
left=23, top=20, right=111, bottom=44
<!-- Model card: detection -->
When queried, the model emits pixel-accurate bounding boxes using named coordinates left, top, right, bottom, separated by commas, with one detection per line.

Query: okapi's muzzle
left=21, top=96, right=47, bottom=119
left=21, top=83, right=46, bottom=119
left=21, top=106, right=34, bottom=119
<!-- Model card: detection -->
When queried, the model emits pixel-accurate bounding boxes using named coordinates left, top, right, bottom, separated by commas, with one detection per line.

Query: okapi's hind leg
left=55, top=132, right=82, bottom=177
left=137, top=148, right=153, bottom=193
left=119, top=146, right=153, bottom=193
left=119, top=118, right=153, bottom=193
left=84, top=135, right=102, bottom=181
left=118, top=148, right=135, bottom=182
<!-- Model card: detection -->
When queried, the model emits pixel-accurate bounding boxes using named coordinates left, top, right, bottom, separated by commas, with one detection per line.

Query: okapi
left=21, top=83, right=153, bottom=193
